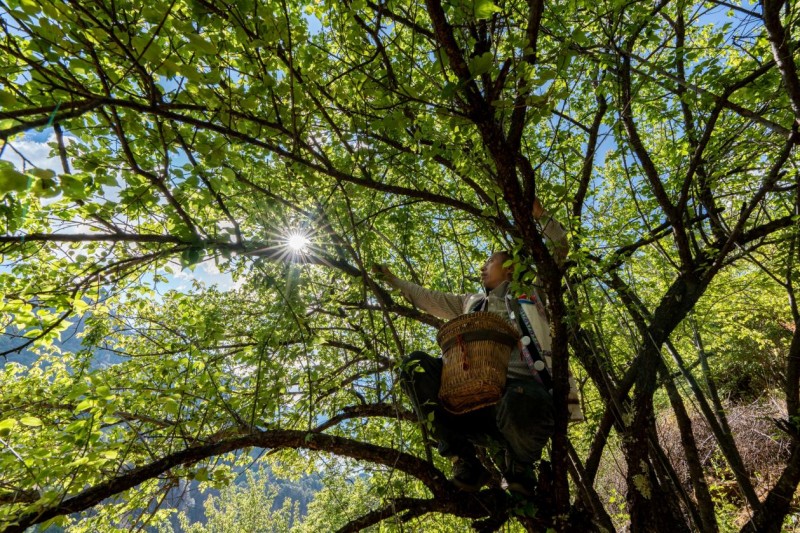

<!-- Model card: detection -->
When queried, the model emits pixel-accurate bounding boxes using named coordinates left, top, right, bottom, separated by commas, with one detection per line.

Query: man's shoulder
left=462, top=292, right=484, bottom=313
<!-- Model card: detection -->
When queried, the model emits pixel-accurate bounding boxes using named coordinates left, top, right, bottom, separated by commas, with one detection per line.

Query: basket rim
left=436, top=311, right=519, bottom=345
left=439, top=329, right=518, bottom=352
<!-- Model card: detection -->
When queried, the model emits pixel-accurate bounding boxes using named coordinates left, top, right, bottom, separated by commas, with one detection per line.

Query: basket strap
left=468, top=296, right=487, bottom=313
left=515, top=302, right=553, bottom=391
left=440, top=330, right=518, bottom=353
left=457, top=334, right=468, bottom=370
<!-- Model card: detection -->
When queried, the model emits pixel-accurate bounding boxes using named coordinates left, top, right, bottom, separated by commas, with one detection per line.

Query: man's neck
left=486, top=280, right=510, bottom=296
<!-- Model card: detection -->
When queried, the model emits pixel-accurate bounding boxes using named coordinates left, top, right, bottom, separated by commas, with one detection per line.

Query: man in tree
left=375, top=198, right=567, bottom=496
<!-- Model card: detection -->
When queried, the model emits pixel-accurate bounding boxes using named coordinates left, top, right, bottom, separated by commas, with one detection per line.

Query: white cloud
left=200, top=261, right=221, bottom=275
left=1, top=133, right=70, bottom=174
left=166, top=257, right=242, bottom=292
left=172, top=269, right=195, bottom=281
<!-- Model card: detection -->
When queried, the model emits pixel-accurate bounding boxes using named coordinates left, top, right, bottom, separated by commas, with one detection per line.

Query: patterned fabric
left=518, top=296, right=584, bottom=423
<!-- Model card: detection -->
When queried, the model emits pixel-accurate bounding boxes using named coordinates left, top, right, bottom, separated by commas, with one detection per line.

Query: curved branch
left=335, top=497, right=426, bottom=532
left=0, top=233, right=184, bottom=244
left=3, top=429, right=450, bottom=533
left=0, top=100, right=103, bottom=140
left=312, top=403, right=417, bottom=433
left=336, top=489, right=517, bottom=533
left=365, top=0, right=434, bottom=39
left=0, top=489, right=39, bottom=506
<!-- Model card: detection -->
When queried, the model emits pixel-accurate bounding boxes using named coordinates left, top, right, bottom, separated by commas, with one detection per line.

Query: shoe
left=451, top=456, right=490, bottom=492
left=504, top=461, right=537, bottom=498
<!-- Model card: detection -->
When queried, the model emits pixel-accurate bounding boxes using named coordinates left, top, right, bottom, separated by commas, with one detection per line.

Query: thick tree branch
left=0, top=100, right=103, bottom=140
left=506, top=0, right=544, bottom=151
left=3, top=429, right=450, bottom=533
left=423, top=0, right=486, bottom=118
left=312, top=403, right=416, bottom=433
left=762, top=0, right=800, bottom=124
left=572, top=92, right=607, bottom=221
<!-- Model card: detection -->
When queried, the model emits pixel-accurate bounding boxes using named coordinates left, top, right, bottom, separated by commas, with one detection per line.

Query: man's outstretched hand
left=371, top=263, right=397, bottom=283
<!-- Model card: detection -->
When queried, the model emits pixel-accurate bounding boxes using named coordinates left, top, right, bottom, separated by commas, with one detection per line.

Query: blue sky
left=0, top=129, right=241, bottom=292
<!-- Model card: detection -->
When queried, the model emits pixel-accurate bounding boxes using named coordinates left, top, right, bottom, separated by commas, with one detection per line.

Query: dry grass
left=656, top=394, right=794, bottom=528
left=658, top=395, right=791, bottom=487
left=592, top=394, right=797, bottom=530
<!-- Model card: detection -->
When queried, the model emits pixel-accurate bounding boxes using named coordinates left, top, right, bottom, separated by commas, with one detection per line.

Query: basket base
left=439, top=380, right=503, bottom=414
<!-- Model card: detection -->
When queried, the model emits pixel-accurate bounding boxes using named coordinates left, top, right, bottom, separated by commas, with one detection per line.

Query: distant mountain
left=0, top=316, right=122, bottom=369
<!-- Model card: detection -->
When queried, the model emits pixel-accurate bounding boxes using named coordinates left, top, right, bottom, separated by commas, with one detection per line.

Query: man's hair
left=493, top=250, right=513, bottom=263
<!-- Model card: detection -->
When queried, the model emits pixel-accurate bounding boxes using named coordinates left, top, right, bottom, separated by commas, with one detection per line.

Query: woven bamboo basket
left=436, top=312, right=519, bottom=414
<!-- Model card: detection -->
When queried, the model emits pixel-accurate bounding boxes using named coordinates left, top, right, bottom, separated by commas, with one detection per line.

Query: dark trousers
left=398, top=351, right=554, bottom=465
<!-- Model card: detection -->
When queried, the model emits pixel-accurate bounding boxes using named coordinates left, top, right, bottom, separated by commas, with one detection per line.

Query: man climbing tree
left=375, top=198, right=577, bottom=498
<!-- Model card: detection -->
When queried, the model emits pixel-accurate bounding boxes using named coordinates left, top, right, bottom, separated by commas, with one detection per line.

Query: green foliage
left=169, top=468, right=298, bottom=533
left=0, top=0, right=799, bottom=530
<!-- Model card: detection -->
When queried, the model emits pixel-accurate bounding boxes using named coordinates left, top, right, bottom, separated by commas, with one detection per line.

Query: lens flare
left=287, top=232, right=310, bottom=252
left=244, top=223, right=327, bottom=266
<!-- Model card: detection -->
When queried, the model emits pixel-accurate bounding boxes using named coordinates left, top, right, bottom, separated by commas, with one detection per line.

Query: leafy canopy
left=0, top=0, right=799, bottom=531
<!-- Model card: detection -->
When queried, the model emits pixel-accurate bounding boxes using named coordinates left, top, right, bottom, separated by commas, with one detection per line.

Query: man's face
left=480, top=252, right=512, bottom=290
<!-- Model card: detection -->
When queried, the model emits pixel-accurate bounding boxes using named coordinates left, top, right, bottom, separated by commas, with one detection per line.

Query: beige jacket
left=388, top=213, right=584, bottom=421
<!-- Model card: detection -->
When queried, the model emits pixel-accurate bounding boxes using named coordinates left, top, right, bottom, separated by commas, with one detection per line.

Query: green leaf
left=194, top=467, right=210, bottom=481
left=159, top=58, right=179, bottom=77
left=187, top=33, right=216, bottom=55
left=473, top=0, right=501, bottom=19
left=40, top=516, right=68, bottom=530
left=468, top=52, right=494, bottom=77
left=75, top=399, right=95, bottom=412
left=537, top=69, right=557, bottom=82
left=177, top=63, right=203, bottom=82
left=0, top=166, right=30, bottom=194
left=100, top=449, right=119, bottom=460
left=0, top=90, right=17, bottom=107
left=19, top=416, right=43, bottom=427
left=22, top=328, right=42, bottom=338
left=0, top=418, right=17, bottom=436
left=73, top=298, right=90, bottom=313
left=27, top=168, right=55, bottom=180
left=181, top=246, right=203, bottom=267
left=30, top=175, right=60, bottom=198
left=572, top=29, right=589, bottom=46
left=163, top=398, right=180, bottom=416
left=19, top=0, right=40, bottom=16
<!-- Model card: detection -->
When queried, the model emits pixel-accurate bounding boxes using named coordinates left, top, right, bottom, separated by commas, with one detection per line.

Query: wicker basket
left=436, top=312, right=519, bottom=414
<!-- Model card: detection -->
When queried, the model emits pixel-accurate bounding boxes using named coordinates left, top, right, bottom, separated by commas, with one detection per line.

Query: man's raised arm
left=533, top=197, right=568, bottom=266
left=372, top=264, right=466, bottom=320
